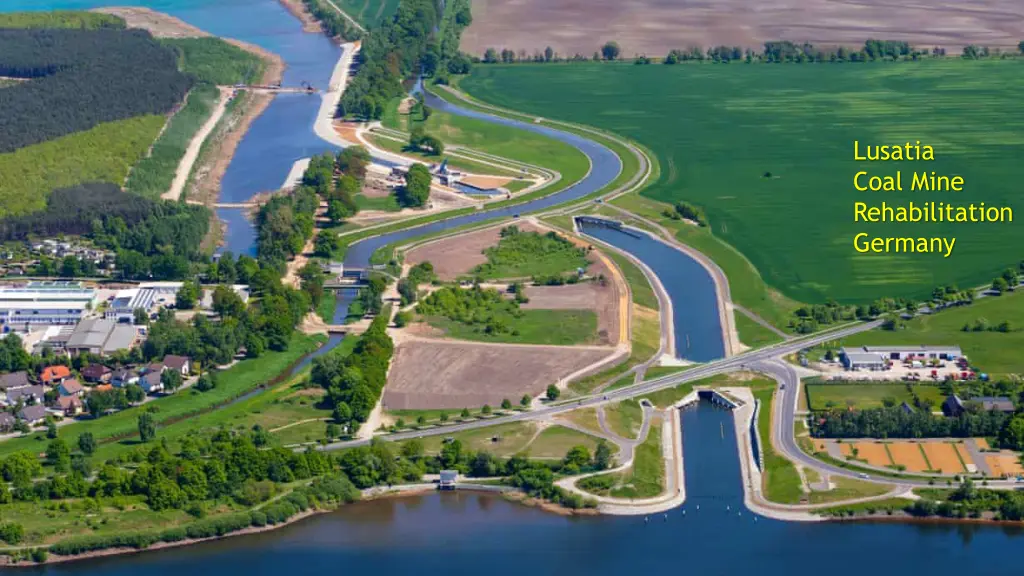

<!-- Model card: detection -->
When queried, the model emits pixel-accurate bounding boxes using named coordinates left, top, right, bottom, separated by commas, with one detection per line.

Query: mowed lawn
left=462, top=61, right=1024, bottom=304
left=805, top=383, right=946, bottom=411
left=840, top=289, right=1024, bottom=376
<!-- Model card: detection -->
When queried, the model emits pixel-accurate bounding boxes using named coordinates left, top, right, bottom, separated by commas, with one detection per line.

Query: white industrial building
left=105, top=288, right=158, bottom=323
left=0, top=281, right=97, bottom=329
left=840, top=345, right=963, bottom=371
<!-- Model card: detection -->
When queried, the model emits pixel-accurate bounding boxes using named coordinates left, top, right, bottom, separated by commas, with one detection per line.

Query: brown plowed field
left=462, top=0, right=1024, bottom=59
left=383, top=339, right=612, bottom=409
left=889, top=442, right=929, bottom=472
left=985, top=454, right=1024, bottom=478
left=853, top=442, right=892, bottom=468
left=921, top=443, right=966, bottom=474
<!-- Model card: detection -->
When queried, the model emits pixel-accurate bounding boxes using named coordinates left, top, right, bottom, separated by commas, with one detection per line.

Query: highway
left=318, top=319, right=884, bottom=451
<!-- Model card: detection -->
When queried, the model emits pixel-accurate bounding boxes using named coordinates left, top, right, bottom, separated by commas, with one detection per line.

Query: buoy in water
left=644, top=516, right=649, bottom=524
left=663, top=513, right=668, bottom=521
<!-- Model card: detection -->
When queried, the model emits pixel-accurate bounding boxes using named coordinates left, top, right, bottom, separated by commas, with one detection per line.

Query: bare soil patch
left=522, top=281, right=620, bottom=345
left=922, top=442, right=966, bottom=474
left=888, top=442, right=929, bottom=472
left=93, top=7, right=209, bottom=38
left=462, top=0, right=1024, bottom=58
left=404, top=221, right=545, bottom=281
left=986, top=453, right=1024, bottom=478
left=384, top=338, right=612, bottom=409
left=278, top=0, right=325, bottom=33
left=462, top=175, right=513, bottom=190
left=851, top=441, right=892, bottom=468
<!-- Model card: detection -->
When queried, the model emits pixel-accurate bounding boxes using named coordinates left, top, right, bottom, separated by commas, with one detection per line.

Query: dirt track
left=383, top=338, right=613, bottom=409
left=462, top=0, right=1024, bottom=57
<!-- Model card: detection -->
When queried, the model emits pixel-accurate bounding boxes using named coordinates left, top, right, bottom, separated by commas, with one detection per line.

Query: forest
left=0, top=28, right=191, bottom=153
left=337, top=0, right=472, bottom=119
left=0, top=183, right=162, bottom=241
left=0, top=11, right=125, bottom=30
left=256, top=188, right=318, bottom=274
left=301, top=0, right=363, bottom=42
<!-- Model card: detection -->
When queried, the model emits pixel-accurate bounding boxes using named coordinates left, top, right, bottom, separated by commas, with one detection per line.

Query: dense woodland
left=312, top=314, right=394, bottom=429
left=0, top=28, right=191, bottom=153
left=812, top=406, right=1010, bottom=441
left=337, top=0, right=472, bottom=119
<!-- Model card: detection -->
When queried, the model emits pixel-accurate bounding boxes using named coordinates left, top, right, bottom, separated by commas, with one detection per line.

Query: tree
left=460, top=407, right=470, bottom=418
left=125, top=384, right=146, bottom=404
left=594, top=440, right=612, bottom=470
left=326, top=423, right=339, bottom=440
left=46, top=421, right=58, bottom=439
left=520, top=394, right=531, bottom=407
left=483, top=47, right=498, bottom=63
left=481, top=404, right=492, bottom=415
left=1019, top=40, right=1024, bottom=55
left=563, top=445, right=592, bottom=469
left=601, top=41, right=621, bottom=61
left=138, top=412, right=156, bottom=442
left=133, top=307, right=149, bottom=326
left=78, top=431, right=96, bottom=455
left=397, top=164, right=432, bottom=208
left=501, top=398, right=512, bottom=410
left=176, top=280, right=201, bottom=310
left=999, top=415, right=1024, bottom=450
left=212, top=285, right=246, bottom=318
left=0, top=523, right=24, bottom=545
left=544, top=46, right=554, bottom=62
left=546, top=384, right=560, bottom=401
left=46, top=439, right=71, bottom=472
left=161, top=370, right=183, bottom=392
left=992, top=276, right=1009, bottom=294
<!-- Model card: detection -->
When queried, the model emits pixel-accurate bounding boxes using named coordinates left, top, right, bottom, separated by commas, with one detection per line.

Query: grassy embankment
left=126, top=38, right=267, bottom=198
left=400, top=422, right=608, bottom=459
left=838, top=288, right=1024, bottom=378
left=461, top=61, right=1024, bottom=305
left=424, top=311, right=597, bottom=345
left=0, top=334, right=326, bottom=463
left=577, top=419, right=664, bottom=498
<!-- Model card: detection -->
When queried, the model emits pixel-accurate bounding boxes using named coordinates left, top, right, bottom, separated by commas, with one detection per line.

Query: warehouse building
left=65, top=318, right=138, bottom=356
left=840, top=345, right=963, bottom=371
left=105, top=288, right=157, bottom=323
left=0, top=281, right=97, bottom=329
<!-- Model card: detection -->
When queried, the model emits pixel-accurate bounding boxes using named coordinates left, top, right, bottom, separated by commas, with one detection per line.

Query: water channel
left=8, top=1, right=1024, bottom=570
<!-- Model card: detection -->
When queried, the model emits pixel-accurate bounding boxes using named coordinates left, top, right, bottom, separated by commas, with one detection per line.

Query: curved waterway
left=33, top=404, right=1024, bottom=575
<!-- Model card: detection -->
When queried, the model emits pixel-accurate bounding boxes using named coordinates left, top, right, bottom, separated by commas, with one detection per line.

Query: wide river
left=8, top=1, right=1024, bottom=572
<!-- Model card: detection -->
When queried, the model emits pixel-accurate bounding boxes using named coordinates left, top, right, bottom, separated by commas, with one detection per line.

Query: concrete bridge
left=325, top=324, right=368, bottom=335
left=185, top=200, right=264, bottom=209
left=238, top=84, right=320, bottom=94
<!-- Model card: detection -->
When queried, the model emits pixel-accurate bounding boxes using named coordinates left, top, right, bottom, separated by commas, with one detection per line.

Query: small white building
left=105, top=288, right=157, bottom=323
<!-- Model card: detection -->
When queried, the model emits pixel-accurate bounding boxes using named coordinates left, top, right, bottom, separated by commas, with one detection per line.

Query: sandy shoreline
left=278, top=0, right=324, bottom=34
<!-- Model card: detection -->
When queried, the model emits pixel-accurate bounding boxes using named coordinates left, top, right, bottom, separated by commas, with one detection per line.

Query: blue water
left=579, top=222, right=726, bottom=361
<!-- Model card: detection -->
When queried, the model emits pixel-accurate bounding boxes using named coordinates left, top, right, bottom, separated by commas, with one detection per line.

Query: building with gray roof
left=65, top=319, right=137, bottom=356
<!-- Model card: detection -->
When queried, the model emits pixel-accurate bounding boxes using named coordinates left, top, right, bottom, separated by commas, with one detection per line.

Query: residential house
left=58, top=378, right=84, bottom=398
left=163, top=355, right=191, bottom=377
left=0, top=412, right=14, bottom=432
left=40, top=365, right=71, bottom=386
left=57, top=395, right=84, bottom=417
left=18, top=404, right=47, bottom=425
left=140, top=371, right=163, bottom=394
left=81, top=364, right=112, bottom=384
left=112, top=368, right=140, bottom=388
left=6, top=385, right=44, bottom=406
left=942, top=394, right=965, bottom=418
left=0, top=371, right=30, bottom=392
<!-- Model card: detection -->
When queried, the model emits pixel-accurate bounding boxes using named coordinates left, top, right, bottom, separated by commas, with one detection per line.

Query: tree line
left=0, top=28, right=191, bottom=153
left=812, top=405, right=1010, bottom=440
left=312, top=313, right=394, bottom=431
left=301, top=0, right=364, bottom=42
left=479, top=38, right=1024, bottom=66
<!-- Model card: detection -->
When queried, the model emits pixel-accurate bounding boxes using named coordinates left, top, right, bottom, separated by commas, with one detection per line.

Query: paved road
left=317, top=320, right=884, bottom=451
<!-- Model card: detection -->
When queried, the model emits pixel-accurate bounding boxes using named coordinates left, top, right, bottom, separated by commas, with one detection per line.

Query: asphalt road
left=317, top=320, right=884, bottom=451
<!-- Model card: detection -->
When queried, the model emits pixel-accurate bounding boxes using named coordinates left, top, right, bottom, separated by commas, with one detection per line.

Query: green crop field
left=334, top=0, right=400, bottom=27
left=462, top=61, right=1024, bottom=304
left=839, top=289, right=1024, bottom=376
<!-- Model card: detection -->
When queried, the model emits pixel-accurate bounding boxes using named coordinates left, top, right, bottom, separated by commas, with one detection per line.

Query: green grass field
left=578, top=422, right=664, bottom=499
left=334, top=0, right=399, bottom=27
left=839, top=289, right=1024, bottom=376
left=754, top=388, right=804, bottom=504
left=604, top=400, right=643, bottom=439
left=355, top=192, right=402, bottom=212
left=805, top=382, right=947, bottom=411
left=735, top=313, right=785, bottom=349
left=383, top=97, right=589, bottom=186
left=462, top=61, right=1024, bottom=304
